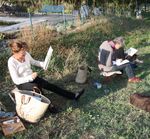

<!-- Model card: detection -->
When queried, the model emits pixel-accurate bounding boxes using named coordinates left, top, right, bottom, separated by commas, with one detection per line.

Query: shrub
left=0, top=49, right=10, bottom=81
left=19, top=24, right=56, bottom=60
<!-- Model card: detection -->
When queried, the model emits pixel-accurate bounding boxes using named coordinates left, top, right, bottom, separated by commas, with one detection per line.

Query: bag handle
left=21, top=95, right=31, bottom=105
left=32, top=86, right=42, bottom=94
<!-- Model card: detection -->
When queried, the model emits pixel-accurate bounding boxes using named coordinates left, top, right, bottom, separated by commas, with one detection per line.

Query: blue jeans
left=111, top=63, right=135, bottom=78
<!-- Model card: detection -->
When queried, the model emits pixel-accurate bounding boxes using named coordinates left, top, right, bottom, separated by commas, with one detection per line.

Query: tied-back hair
left=113, top=36, right=125, bottom=47
left=9, top=40, right=28, bottom=53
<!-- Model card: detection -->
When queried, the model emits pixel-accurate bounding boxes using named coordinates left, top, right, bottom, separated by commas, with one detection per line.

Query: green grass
left=0, top=21, right=18, bottom=26
left=0, top=16, right=150, bottom=139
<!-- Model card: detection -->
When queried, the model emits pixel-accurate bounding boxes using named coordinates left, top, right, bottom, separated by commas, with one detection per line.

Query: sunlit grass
left=0, top=16, right=150, bottom=139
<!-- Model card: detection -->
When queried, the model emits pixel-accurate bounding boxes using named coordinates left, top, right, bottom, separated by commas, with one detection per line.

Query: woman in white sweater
left=8, top=40, right=84, bottom=101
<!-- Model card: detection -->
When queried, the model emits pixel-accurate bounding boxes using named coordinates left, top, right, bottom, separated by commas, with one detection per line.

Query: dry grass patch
left=19, top=24, right=58, bottom=58
left=68, top=17, right=113, bottom=35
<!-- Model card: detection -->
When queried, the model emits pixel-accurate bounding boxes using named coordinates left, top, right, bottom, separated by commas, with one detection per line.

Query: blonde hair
left=9, top=40, right=28, bottom=53
left=113, top=37, right=125, bottom=47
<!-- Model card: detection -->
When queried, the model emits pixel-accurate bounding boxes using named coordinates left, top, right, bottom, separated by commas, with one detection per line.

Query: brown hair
left=9, top=40, right=28, bottom=53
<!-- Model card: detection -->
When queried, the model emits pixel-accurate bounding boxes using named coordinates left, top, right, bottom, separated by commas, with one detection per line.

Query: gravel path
left=0, top=14, right=75, bottom=33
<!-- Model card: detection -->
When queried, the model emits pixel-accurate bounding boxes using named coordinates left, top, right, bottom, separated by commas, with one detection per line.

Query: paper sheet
left=125, top=47, right=138, bottom=57
left=43, top=46, right=53, bottom=70
left=113, top=59, right=129, bottom=66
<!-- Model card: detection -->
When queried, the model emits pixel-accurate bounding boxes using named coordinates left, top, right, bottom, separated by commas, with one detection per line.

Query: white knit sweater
left=8, top=52, right=44, bottom=85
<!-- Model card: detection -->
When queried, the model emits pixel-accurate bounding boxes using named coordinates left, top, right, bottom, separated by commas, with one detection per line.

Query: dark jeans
left=111, top=63, right=135, bottom=78
left=126, top=54, right=138, bottom=69
left=16, top=76, right=76, bottom=99
left=126, top=54, right=137, bottom=62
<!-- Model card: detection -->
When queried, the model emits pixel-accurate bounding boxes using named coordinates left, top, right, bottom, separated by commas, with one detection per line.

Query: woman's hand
left=32, top=72, right=38, bottom=79
left=116, top=59, right=123, bottom=63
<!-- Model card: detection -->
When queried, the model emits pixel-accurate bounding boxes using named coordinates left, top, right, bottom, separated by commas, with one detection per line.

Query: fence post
left=62, top=7, right=66, bottom=30
left=28, top=8, right=35, bottom=43
left=28, top=10, right=33, bottom=30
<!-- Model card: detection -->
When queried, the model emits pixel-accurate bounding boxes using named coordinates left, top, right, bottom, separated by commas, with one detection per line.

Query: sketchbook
left=43, top=46, right=53, bottom=70
left=125, top=47, right=138, bottom=57
left=1, top=116, right=25, bottom=136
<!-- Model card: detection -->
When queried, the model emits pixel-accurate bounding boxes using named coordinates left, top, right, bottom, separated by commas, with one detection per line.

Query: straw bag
left=12, top=88, right=50, bottom=123
left=75, top=65, right=87, bottom=84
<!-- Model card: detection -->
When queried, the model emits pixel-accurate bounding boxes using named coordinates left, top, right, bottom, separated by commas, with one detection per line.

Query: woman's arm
left=26, top=52, right=44, bottom=68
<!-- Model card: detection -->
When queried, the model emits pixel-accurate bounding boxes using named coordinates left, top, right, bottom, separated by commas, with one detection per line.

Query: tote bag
left=12, top=89, right=50, bottom=123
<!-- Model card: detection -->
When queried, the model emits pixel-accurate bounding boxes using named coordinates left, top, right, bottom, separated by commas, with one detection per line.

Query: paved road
left=0, top=14, right=75, bottom=33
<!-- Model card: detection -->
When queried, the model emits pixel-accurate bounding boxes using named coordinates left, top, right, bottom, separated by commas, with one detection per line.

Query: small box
left=1, top=116, right=25, bottom=136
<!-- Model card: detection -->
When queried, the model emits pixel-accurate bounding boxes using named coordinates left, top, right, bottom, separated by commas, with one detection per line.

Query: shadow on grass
left=40, top=69, right=129, bottom=112
left=138, top=53, right=150, bottom=79
left=140, top=91, right=150, bottom=96
left=37, top=51, right=150, bottom=114
left=76, top=75, right=129, bottom=108
left=43, top=52, right=149, bottom=111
